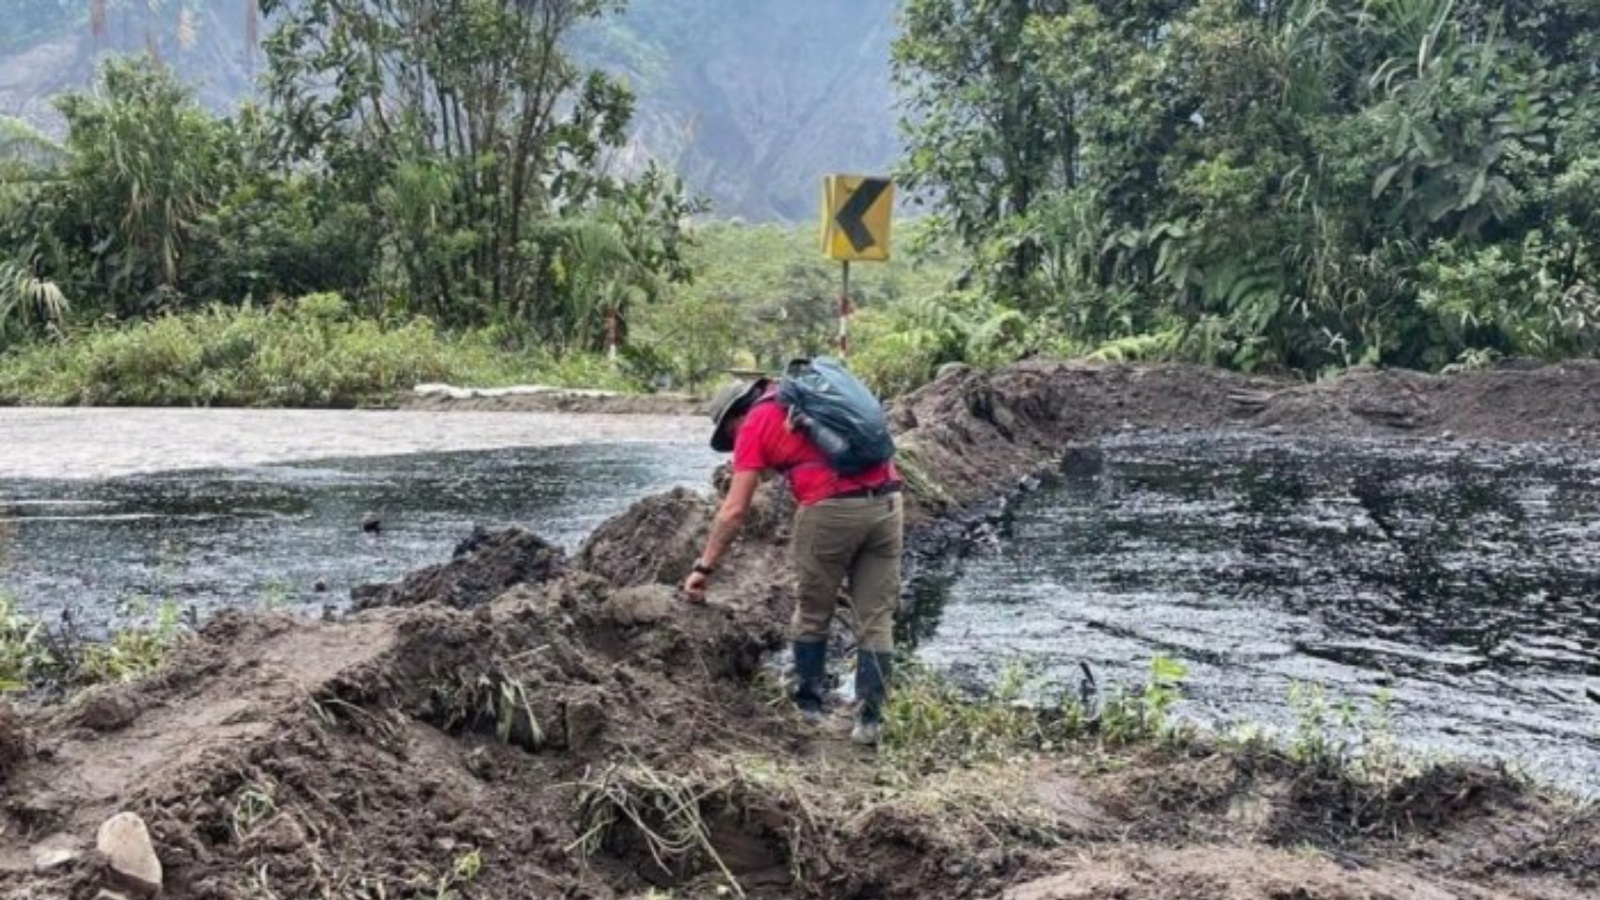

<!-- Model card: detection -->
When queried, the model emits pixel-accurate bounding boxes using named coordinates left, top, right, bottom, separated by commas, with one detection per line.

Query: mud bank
left=889, top=358, right=1600, bottom=525
left=402, top=385, right=703, bottom=416
left=3, top=361, right=1599, bottom=899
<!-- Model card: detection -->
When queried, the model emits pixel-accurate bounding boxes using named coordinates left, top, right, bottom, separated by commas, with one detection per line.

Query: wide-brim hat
left=706, top=378, right=766, bottom=452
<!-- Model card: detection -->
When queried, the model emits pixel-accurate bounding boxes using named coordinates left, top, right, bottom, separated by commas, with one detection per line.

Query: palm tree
left=0, top=259, right=69, bottom=338
left=545, top=214, right=666, bottom=360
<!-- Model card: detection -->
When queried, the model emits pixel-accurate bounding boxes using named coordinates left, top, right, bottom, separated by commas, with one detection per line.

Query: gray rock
left=95, top=812, right=162, bottom=896
left=604, top=585, right=677, bottom=626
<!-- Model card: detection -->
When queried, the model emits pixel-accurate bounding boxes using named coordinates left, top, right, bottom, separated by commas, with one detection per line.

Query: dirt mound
left=3, top=533, right=1590, bottom=899
left=1252, top=359, right=1600, bottom=440
left=350, top=525, right=566, bottom=610
left=576, top=486, right=713, bottom=588
left=1003, top=846, right=1493, bottom=900
left=887, top=359, right=1600, bottom=564
left=576, top=477, right=796, bottom=591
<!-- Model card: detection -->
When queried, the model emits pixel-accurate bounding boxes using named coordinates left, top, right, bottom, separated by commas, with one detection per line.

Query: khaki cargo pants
left=790, top=493, right=904, bottom=652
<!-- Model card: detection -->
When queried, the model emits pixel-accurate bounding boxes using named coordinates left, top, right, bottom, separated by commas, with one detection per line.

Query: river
left=0, top=408, right=717, bottom=629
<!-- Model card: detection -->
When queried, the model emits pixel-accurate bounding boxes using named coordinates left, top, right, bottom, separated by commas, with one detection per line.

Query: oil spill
left=0, top=442, right=717, bottom=631
left=913, top=432, right=1600, bottom=793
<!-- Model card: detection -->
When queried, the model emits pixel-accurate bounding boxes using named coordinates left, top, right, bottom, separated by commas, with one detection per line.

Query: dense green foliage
left=636, top=221, right=960, bottom=391
left=895, top=0, right=1600, bottom=374
left=6, top=1, right=1600, bottom=406
left=0, top=1, right=700, bottom=361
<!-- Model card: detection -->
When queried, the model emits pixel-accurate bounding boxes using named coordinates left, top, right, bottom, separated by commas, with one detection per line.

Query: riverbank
left=3, top=359, right=1599, bottom=898
left=401, top=383, right=704, bottom=416
left=0, top=298, right=645, bottom=409
left=0, top=407, right=704, bottom=480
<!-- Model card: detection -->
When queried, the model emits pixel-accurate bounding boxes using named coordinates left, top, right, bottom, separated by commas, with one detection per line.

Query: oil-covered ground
left=0, top=443, right=716, bottom=630
left=915, top=431, right=1600, bottom=794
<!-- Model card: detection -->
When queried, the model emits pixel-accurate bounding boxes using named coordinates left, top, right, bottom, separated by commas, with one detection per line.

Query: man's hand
left=681, top=470, right=759, bottom=605
left=681, top=570, right=709, bottom=602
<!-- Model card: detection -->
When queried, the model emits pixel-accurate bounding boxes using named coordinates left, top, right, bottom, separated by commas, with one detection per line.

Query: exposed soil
left=3, top=360, right=1599, bottom=899
left=349, top=526, right=568, bottom=612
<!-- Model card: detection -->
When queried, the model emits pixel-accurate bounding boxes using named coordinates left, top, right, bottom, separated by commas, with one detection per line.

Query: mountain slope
left=0, top=0, right=901, bottom=222
left=584, top=0, right=901, bottom=221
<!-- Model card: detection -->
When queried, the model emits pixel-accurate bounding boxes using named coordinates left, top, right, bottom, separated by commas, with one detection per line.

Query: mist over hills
left=0, top=0, right=902, bottom=222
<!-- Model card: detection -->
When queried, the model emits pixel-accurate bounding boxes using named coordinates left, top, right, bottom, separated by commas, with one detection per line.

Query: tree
left=894, top=0, right=1600, bottom=373
left=257, top=0, right=695, bottom=335
left=48, top=55, right=228, bottom=315
left=893, top=0, right=1081, bottom=303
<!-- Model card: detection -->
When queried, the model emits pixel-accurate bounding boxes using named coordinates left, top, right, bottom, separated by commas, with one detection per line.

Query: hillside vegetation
left=2, top=1, right=1598, bottom=409
left=0, top=0, right=900, bottom=222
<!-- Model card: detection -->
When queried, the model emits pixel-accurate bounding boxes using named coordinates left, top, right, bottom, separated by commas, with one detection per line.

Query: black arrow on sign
left=835, top=178, right=889, bottom=253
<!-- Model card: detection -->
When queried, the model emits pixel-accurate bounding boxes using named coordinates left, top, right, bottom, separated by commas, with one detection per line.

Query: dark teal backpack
left=776, top=357, right=896, bottom=476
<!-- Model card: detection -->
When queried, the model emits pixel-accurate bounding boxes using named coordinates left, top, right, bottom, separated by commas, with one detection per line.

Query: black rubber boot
left=852, top=650, right=893, bottom=745
left=792, top=640, right=828, bottom=723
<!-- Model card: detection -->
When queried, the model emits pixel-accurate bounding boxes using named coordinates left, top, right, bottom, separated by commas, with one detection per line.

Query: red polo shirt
left=731, top=395, right=899, bottom=506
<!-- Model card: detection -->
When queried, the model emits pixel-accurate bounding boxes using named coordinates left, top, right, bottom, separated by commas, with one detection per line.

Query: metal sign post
left=838, top=260, right=851, bottom=356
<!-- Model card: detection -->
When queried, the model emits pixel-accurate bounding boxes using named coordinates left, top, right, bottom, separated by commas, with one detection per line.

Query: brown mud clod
left=3, top=361, right=1598, bottom=899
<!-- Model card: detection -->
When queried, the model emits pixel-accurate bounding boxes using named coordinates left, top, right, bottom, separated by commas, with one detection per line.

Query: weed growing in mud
left=428, top=669, right=546, bottom=751
left=1284, top=681, right=1410, bottom=784
left=77, top=598, right=183, bottom=685
left=260, top=580, right=293, bottom=611
left=882, top=655, right=1198, bottom=772
left=230, top=778, right=279, bottom=841
left=1097, top=655, right=1192, bottom=745
left=4, top=592, right=183, bottom=691
left=431, top=848, right=484, bottom=900
left=0, top=593, right=53, bottom=691
left=882, top=659, right=1042, bottom=770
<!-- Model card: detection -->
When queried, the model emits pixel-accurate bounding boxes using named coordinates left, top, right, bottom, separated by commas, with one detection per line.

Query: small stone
left=33, top=846, right=80, bottom=871
left=604, top=585, right=675, bottom=627
left=95, top=812, right=162, bottom=896
left=464, top=745, right=498, bottom=781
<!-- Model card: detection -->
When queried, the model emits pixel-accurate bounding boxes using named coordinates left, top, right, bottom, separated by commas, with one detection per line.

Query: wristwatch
left=692, top=561, right=716, bottom=576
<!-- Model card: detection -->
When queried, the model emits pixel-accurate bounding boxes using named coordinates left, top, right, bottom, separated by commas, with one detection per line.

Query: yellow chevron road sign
left=821, top=174, right=893, bottom=262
